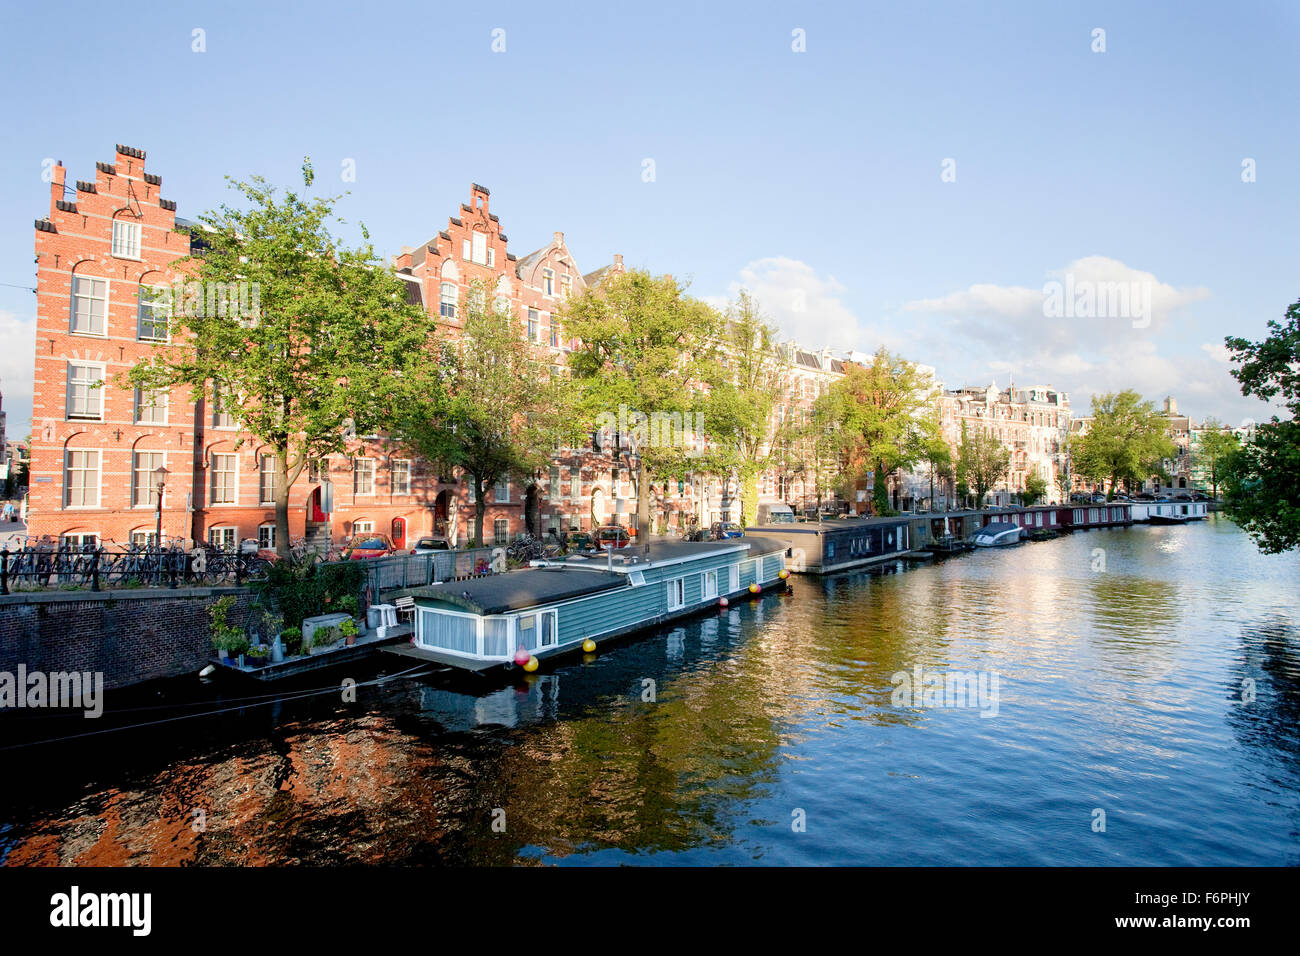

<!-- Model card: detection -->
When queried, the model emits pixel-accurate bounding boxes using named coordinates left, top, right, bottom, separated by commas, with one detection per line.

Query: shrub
left=281, top=627, right=303, bottom=656
left=253, top=558, right=365, bottom=629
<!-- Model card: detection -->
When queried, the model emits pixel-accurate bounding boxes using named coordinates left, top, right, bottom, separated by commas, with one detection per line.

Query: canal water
left=2, top=514, right=1298, bottom=866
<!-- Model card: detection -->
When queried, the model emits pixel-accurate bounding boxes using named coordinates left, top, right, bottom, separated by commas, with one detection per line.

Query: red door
left=391, top=517, right=406, bottom=550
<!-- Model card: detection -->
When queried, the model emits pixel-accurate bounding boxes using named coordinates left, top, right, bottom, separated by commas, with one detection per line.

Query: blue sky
left=1, top=0, right=1296, bottom=439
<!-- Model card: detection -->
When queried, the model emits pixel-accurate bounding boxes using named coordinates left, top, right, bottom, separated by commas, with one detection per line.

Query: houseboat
left=1145, top=499, right=1208, bottom=524
left=385, top=539, right=788, bottom=672
left=744, top=516, right=912, bottom=575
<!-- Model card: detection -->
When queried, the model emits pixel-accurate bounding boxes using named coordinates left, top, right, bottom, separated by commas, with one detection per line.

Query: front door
left=391, top=516, right=406, bottom=550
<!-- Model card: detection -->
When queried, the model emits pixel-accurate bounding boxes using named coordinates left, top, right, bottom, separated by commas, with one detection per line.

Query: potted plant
left=246, top=644, right=270, bottom=668
left=337, top=594, right=360, bottom=619
left=310, top=624, right=336, bottom=654
left=281, top=627, right=303, bottom=657
left=209, top=596, right=247, bottom=663
left=340, top=617, right=359, bottom=647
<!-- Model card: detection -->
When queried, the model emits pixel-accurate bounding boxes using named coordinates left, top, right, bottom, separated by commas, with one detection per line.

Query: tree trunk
left=740, top=471, right=759, bottom=527
left=636, top=456, right=650, bottom=537
left=274, top=447, right=292, bottom=560
left=474, top=476, right=487, bottom=547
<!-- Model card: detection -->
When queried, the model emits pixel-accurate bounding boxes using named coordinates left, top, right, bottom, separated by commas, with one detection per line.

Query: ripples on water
left=2, top=515, right=1298, bottom=866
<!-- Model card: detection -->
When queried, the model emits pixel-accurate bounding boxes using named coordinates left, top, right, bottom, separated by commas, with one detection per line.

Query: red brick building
left=27, top=145, right=713, bottom=553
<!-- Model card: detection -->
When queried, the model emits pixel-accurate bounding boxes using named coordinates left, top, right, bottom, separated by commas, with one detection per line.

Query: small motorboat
left=1148, top=513, right=1190, bottom=525
left=972, top=522, right=1024, bottom=547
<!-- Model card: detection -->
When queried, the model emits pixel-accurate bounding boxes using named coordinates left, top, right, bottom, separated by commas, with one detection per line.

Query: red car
left=342, top=533, right=396, bottom=560
left=594, top=526, right=632, bottom=550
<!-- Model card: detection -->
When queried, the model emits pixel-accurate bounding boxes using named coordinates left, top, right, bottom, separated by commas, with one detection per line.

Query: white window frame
left=66, top=362, right=105, bottom=421
left=208, top=526, right=237, bottom=550
left=471, top=231, right=487, bottom=265
left=352, top=520, right=375, bottom=535
left=134, top=387, right=168, bottom=425
left=703, top=569, right=718, bottom=599
left=259, top=454, right=278, bottom=506
left=70, top=275, right=108, bottom=336
left=440, top=282, right=457, bottom=319
left=211, top=453, right=238, bottom=505
left=391, top=458, right=411, bottom=496
left=542, top=268, right=554, bottom=297
left=728, top=565, right=739, bottom=593
left=212, top=392, right=236, bottom=429
left=353, top=457, right=375, bottom=496
left=111, top=219, right=142, bottom=260
left=667, top=577, right=686, bottom=610
left=258, top=523, right=276, bottom=550
left=494, top=479, right=509, bottom=503
left=137, top=284, right=170, bottom=341
left=64, top=449, right=101, bottom=508
left=493, top=518, right=510, bottom=545
left=132, top=450, right=166, bottom=508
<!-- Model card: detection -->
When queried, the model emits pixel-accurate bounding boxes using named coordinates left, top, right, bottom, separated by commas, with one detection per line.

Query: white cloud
left=0, top=310, right=37, bottom=440
left=710, top=257, right=908, bottom=353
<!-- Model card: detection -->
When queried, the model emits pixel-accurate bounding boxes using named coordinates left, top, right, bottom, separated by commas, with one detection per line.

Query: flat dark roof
left=410, top=567, right=626, bottom=615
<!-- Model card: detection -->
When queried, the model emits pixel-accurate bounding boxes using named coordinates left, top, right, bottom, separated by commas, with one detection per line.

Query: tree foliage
left=812, top=348, right=939, bottom=513
left=395, top=280, right=572, bottom=546
left=127, top=161, right=435, bottom=557
left=956, top=421, right=1010, bottom=506
left=1222, top=298, right=1300, bottom=553
left=1072, top=390, right=1175, bottom=498
left=560, top=270, right=719, bottom=531
left=699, top=291, right=793, bottom=525
left=1192, top=418, right=1240, bottom=498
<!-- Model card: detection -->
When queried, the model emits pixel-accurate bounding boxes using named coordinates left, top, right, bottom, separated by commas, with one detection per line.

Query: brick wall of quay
left=0, top=586, right=253, bottom=690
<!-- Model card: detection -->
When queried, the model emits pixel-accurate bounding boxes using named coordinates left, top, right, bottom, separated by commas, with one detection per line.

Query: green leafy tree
left=956, top=420, right=1010, bottom=507
left=127, top=160, right=435, bottom=558
left=395, top=280, right=573, bottom=546
left=699, top=291, right=793, bottom=526
left=560, top=270, right=719, bottom=533
left=1072, top=390, right=1176, bottom=499
left=1192, top=418, right=1240, bottom=498
left=1222, top=299, right=1300, bottom=553
left=1022, top=473, right=1048, bottom=506
left=813, top=349, right=938, bottom=514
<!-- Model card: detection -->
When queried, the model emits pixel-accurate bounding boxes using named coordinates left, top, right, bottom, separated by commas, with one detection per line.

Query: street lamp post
left=153, top=465, right=169, bottom=584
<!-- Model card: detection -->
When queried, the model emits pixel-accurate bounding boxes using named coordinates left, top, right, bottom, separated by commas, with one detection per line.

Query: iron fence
left=0, top=544, right=268, bottom=594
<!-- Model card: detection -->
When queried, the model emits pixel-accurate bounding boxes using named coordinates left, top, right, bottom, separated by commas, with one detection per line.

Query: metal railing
left=361, top=547, right=499, bottom=595
left=0, top=544, right=268, bottom=594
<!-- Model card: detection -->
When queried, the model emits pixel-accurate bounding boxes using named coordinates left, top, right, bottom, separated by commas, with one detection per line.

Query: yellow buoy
left=778, top=569, right=789, bottom=580
left=749, top=583, right=761, bottom=594
left=582, top=638, right=596, bottom=653
left=524, top=656, right=539, bottom=672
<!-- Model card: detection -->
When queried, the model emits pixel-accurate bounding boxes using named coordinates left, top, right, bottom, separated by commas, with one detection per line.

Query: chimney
left=553, top=231, right=564, bottom=247
left=613, top=254, right=623, bottom=269
left=49, top=161, right=65, bottom=216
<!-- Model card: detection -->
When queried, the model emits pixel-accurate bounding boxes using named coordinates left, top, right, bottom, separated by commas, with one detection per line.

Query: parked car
left=565, top=530, right=597, bottom=552
left=593, top=526, right=632, bottom=550
left=710, top=521, right=744, bottom=540
left=411, top=535, right=451, bottom=554
left=342, top=533, right=397, bottom=560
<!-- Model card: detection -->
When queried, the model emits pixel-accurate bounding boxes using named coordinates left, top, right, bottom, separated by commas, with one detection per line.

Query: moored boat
left=972, top=522, right=1024, bottom=547
left=384, top=539, right=788, bottom=672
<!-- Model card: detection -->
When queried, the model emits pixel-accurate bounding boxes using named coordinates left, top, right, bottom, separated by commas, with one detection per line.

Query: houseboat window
left=628, top=570, right=646, bottom=586
left=517, top=613, right=536, bottom=650
left=420, top=610, right=478, bottom=655
left=483, top=618, right=509, bottom=657
left=540, top=611, right=556, bottom=647
left=704, top=569, right=718, bottom=598
left=728, top=565, right=739, bottom=592
left=667, top=578, right=685, bottom=611
left=827, top=542, right=835, bottom=559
